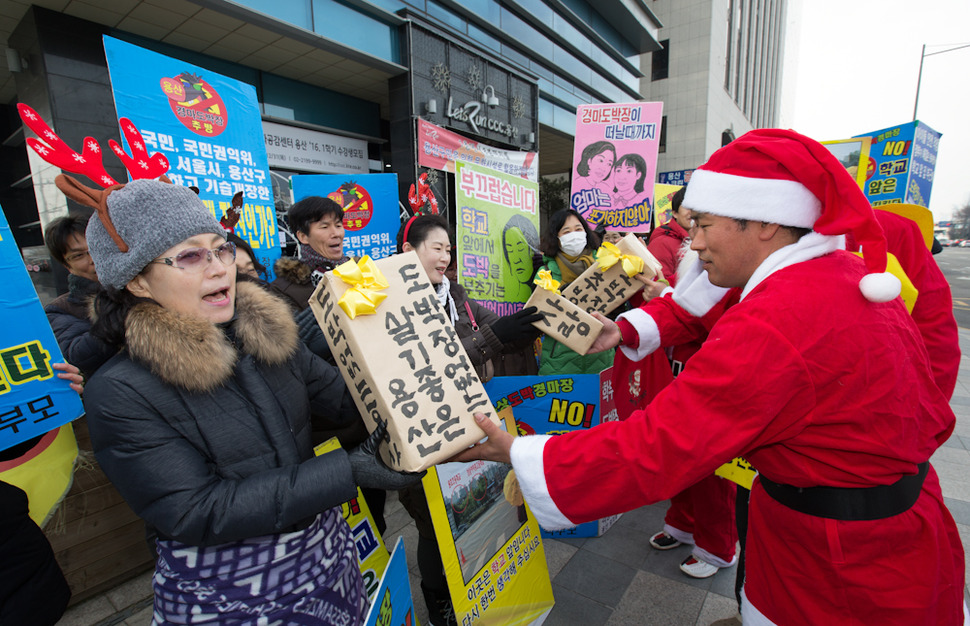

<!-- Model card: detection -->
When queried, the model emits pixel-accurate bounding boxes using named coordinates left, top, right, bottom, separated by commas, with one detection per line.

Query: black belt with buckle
left=758, top=461, right=929, bottom=521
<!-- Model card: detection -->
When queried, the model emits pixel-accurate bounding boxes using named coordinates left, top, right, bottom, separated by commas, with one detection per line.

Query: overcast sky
left=781, top=0, right=970, bottom=221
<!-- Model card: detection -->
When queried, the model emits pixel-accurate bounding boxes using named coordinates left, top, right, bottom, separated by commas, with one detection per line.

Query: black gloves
left=296, top=307, right=332, bottom=361
left=348, top=422, right=425, bottom=490
left=489, top=306, right=544, bottom=345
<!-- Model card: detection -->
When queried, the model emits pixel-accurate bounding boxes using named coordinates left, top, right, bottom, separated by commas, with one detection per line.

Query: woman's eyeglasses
left=152, top=241, right=236, bottom=272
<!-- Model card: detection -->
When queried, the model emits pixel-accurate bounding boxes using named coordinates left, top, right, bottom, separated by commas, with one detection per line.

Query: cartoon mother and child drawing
left=573, top=141, right=651, bottom=211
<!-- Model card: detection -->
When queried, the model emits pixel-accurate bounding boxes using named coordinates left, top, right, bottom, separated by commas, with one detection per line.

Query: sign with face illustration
left=570, top=103, right=664, bottom=233
left=455, top=161, right=540, bottom=314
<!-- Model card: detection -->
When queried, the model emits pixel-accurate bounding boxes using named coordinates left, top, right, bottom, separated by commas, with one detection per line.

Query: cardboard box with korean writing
left=561, top=233, right=662, bottom=316
left=309, top=252, right=498, bottom=473
left=525, top=286, right=603, bottom=355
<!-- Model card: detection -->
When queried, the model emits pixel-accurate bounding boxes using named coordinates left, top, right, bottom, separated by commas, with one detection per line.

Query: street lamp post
left=913, top=42, right=970, bottom=121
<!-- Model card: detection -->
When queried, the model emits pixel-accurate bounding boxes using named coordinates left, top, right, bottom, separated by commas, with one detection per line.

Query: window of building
left=659, top=115, right=667, bottom=153
left=652, top=39, right=669, bottom=81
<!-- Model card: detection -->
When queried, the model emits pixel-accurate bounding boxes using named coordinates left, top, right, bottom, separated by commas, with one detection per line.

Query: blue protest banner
left=485, top=373, right=621, bottom=538
left=658, top=169, right=695, bottom=186
left=291, top=174, right=400, bottom=260
left=363, top=536, right=416, bottom=626
left=0, top=207, right=83, bottom=452
left=854, top=120, right=941, bottom=208
left=102, top=36, right=281, bottom=277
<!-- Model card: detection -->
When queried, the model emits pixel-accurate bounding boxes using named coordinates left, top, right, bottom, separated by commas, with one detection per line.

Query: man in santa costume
left=456, top=129, right=966, bottom=625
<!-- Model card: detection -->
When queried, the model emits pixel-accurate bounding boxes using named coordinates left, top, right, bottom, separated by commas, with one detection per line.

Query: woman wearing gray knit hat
left=19, top=105, right=420, bottom=625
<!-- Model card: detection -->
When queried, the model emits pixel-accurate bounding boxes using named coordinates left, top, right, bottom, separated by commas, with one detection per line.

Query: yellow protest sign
left=423, top=408, right=554, bottom=625
left=0, top=424, right=77, bottom=526
left=653, top=183, right=683, bottom=228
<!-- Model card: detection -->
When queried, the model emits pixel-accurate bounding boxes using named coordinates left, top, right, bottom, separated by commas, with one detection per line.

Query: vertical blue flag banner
left=485, top=373, right=621, bottom=538
left=363, top=537, right=416, bottom=626
left=102, top=36, right=280, bottom=277
left=854, top=121, right=941, bottom=208
left=0, top=207, right=83, bottom=452
left=291, top=174, right=399, bottom=260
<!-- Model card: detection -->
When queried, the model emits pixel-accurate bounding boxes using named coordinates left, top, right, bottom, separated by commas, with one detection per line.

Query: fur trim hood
left=125, top=282, right=299, bottom=393
left=274, top=257, right=314, bottom=285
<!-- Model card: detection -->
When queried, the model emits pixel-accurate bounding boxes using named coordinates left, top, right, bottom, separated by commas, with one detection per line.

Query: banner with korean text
left=423, top=408, right=554, bottom=625
left=292, top=174, right=399, bottom=260
left=418, top=119, right=539, bottom=181
left=485, top=371, right=621, bottom=539
left=658, top=169, right=694, bottom=187
left=854, top=121, right=941, bottom=208
left=570, top=103, right=663, bottom=232
left=102, top=36, right=280, bottom=277
left=456, top=161, right=540, bottom=315
left=0, top=207, right=83, bottom=453
left=263, top=120, right=368, bottom=174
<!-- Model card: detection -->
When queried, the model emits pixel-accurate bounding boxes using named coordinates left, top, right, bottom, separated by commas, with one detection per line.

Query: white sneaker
left=679, top=555, right=719, bottom=579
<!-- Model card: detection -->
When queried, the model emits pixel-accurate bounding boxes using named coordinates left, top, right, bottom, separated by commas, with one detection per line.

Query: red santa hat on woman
left=683, top=128, right=901, bottom=302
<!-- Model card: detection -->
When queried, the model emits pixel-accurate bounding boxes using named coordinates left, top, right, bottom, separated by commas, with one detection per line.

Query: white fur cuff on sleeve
left=509, top=435, right=574, bottom=530
left=616, top=308, right=661, bottom=362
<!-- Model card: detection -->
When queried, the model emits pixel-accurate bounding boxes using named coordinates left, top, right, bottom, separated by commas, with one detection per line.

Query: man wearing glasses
left=43, top=214, right=116, bottom=377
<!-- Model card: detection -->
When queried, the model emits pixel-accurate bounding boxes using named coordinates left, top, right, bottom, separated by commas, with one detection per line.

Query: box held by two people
left=309, top=252, right=499, bottom=473
left=561, top=234, right=663, bottom=316
left=525, top=270, right=604, bottom=356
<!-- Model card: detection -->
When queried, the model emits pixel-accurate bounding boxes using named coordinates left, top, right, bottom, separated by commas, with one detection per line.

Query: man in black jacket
left=43, top=215, right=115, bottom=378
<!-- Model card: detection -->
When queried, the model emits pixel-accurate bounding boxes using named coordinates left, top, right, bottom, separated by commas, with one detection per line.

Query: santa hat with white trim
left=683, top=128, right=901, bottom=302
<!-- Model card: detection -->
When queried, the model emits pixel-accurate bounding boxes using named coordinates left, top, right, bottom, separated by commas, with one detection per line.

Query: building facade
left=1, top=0, right=661, bottom=252
left=640, top=0, right=787, bottom=184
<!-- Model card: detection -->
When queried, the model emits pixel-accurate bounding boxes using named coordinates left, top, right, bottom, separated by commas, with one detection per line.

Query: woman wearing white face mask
left=536, top=209, right=614, bottom=375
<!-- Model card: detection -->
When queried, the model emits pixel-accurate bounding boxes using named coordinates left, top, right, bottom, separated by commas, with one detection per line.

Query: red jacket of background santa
left=647, top=219, right=689, bottom=284
left=510, top=248, right=963, bottom=625
left=848, top=210, right=960, bottom=398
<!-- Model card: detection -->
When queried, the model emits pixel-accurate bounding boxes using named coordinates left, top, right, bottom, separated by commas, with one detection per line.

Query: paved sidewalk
left=57, top=330, right=970, bottom=626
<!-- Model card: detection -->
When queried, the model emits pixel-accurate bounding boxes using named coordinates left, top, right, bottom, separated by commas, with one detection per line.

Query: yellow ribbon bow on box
left=533, top=269, right=561, bottom=294
left=596, top=241, right=644, bottom=277
left=333, top=256, right=390, bottom=319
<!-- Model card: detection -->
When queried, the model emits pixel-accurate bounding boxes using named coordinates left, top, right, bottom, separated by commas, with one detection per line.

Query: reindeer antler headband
left=17, top=103, right=171, bottom=253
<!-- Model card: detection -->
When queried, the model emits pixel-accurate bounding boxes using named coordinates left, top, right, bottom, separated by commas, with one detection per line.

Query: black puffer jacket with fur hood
left=269, top=257, right=316, bottom=312
left=84, top=282, right=361, bottom=546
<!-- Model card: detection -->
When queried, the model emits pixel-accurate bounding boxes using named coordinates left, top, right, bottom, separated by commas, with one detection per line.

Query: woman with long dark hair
left=537, top=208, right=614, bottom=374
left=395, top=214, right=541, bottom=625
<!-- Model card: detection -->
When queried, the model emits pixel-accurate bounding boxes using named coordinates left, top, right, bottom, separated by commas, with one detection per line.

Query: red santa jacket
left=647, top=219, right=689, bottom=285
left=511, top=250, right=963, bottom=625
left=848, top=210, right=959, bottom=397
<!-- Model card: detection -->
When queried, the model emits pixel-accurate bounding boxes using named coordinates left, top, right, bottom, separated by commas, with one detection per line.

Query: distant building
left=640, top=0, right=789, bottom=182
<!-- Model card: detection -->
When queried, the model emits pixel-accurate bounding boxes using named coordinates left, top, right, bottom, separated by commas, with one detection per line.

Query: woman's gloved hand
left=348, top=422, right=425, bottom=490
left=489, top=306, right=544, bottom=344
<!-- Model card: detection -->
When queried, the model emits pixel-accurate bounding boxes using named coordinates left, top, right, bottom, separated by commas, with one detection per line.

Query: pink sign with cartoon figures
left=570, top=103, right=664, bottom=233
